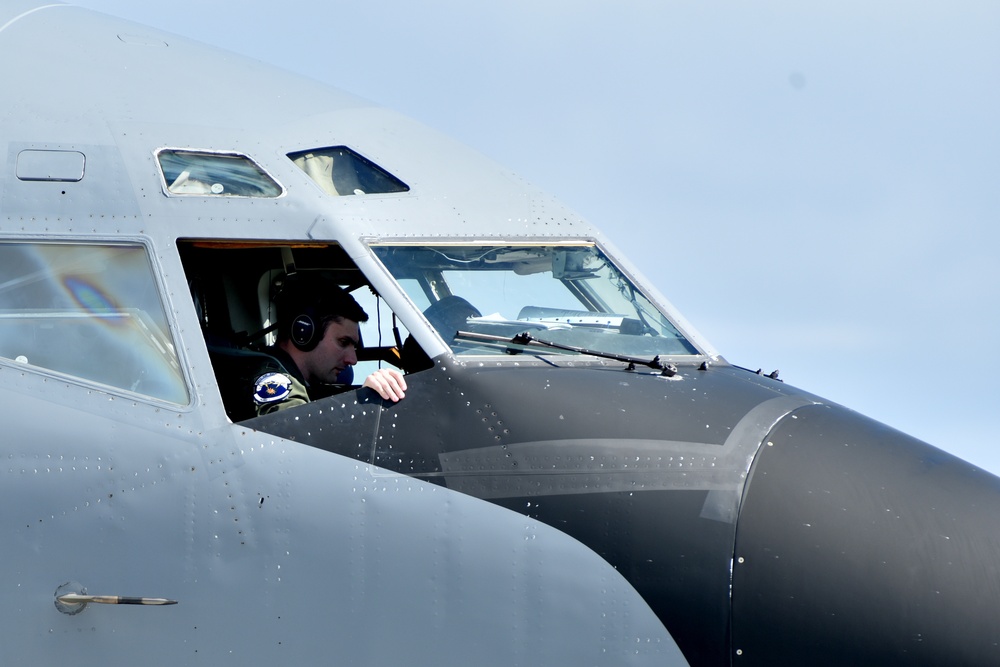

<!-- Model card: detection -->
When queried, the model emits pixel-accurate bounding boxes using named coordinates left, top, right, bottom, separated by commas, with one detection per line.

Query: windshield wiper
left=455, top=330, right=678, bottom=376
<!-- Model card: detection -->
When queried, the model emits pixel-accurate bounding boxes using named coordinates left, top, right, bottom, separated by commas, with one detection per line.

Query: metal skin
left=247, top=360, right=801, bottom=666
left=3, top=3, right=1000, bottom=666
left=733, top=404, right=1000, bottom=664
left=247, top=354, right=1000, bottom=665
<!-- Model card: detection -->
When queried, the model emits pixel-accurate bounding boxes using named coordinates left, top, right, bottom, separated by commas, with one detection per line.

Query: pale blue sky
left=73, top=0, right=1000, bottom=472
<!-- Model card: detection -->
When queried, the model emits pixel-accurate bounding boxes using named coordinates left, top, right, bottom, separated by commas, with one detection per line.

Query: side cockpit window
left=178, top=241, right=425, bottom=422
left=0, top=242, right=189, bottom=404
left=156, top=149, right=283, bottom=197
left=288, top=147, right=409, bottom=196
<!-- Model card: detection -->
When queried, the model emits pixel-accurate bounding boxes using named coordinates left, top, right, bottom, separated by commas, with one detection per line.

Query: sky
left=71, top=0, right=1000, bottom=473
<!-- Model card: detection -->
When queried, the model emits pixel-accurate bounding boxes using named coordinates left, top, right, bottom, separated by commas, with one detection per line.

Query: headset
left=280, top=273, right=366, bottom=352
left=289, top=308, right=321, bottom=351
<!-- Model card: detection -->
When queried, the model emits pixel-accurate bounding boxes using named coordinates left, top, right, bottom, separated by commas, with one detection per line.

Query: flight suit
left=209, top=346, right=308, bottom=421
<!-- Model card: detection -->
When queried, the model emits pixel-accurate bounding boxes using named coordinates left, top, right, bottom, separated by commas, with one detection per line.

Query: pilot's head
left=274, top=275, right=369, bottom=385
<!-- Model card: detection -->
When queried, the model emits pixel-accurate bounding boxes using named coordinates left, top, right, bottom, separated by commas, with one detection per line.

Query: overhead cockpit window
left=288, top=147, right=409, bottom=196
left=156, top=149, right=283, bottom=197
left=0, top=242, right=189, bottom=404
left=372, top=244, right=700, bottom=359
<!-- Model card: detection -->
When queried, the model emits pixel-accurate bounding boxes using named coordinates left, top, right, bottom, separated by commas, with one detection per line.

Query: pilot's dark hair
left=274, top=274, right=368, bottom=350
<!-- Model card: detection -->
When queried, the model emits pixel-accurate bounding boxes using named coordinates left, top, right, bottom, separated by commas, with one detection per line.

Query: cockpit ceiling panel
left=156, top=149, right=283, bottom=198
left=288, top=146, right=409, bottom=197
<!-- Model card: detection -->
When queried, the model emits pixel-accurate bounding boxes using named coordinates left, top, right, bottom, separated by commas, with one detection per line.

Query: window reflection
left=0, top=243, right=189, bottom=404
left=289, top=146, right=409, bottom=196
left=157, top=149, right=282, bottom=197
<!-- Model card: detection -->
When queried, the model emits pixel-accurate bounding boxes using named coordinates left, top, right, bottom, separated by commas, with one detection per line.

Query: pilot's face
left=301, top=318, right=360, bottom=385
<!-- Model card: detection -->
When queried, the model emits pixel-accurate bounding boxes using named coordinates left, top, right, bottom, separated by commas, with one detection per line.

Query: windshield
left=372, top=244, right=699, bottom=359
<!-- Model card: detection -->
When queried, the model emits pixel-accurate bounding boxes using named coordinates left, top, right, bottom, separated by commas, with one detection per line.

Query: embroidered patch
left=253, top=372, right=292, bottom=405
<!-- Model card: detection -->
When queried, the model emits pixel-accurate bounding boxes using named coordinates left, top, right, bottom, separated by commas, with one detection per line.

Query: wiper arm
left=455, top=330, right=678, bottom=376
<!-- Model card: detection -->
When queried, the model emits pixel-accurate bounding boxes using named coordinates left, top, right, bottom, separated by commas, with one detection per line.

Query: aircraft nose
left=732, top=402, right=1000, bottom=665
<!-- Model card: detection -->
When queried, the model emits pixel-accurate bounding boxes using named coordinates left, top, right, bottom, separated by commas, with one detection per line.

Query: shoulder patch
left=253, top=372, right=293, bottom=405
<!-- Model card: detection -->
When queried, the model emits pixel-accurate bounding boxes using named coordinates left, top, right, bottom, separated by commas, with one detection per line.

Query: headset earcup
left=291, top=313, right=318, bottom=351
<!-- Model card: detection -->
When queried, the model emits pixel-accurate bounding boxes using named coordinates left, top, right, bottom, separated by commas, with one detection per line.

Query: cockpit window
left=372, top=244, right=699, bottom=359
left=0, top=242, right=189, bottom=404
left=156, top=149, right=283, bottom=197
left=288, top=147, right=409, bottom=196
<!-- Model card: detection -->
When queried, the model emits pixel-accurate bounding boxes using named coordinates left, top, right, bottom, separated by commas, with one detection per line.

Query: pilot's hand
left=363, top=368, right=408, bottom=402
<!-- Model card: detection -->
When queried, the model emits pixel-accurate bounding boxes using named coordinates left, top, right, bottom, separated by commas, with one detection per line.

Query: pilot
left=251, top=276, right=407, bottom=416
